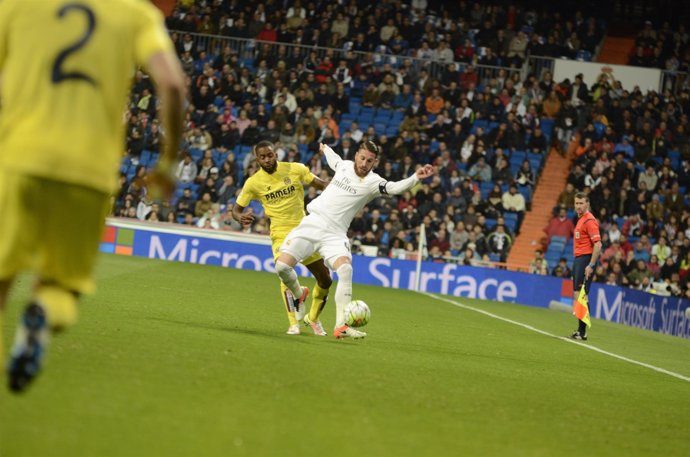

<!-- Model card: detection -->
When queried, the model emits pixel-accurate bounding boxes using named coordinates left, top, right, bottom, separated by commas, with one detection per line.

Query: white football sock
left=275, top=261, right=302, bottom=299
left=335, top=264, right=353, bottom=327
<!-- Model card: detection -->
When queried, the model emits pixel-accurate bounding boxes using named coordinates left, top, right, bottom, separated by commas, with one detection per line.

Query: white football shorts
left=279, top=213, right=352, bottom=269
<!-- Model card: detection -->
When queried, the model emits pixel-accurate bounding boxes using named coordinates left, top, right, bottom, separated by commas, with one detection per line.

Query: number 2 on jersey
left=51, top=3, right=97, bottom=86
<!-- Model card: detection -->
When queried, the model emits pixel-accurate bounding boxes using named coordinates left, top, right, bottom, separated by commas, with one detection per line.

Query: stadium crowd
left=629, top=19, right=690, bottom=72
left=112, top=0, right=690, bottom=299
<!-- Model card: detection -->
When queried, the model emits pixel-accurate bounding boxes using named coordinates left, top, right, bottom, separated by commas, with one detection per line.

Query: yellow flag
left=573, top=285, right=592, bottom=328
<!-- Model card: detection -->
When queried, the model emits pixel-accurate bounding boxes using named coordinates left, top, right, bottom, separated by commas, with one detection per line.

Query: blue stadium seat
left=576, top=50, right=593, bottom=61
left=529, top=158, right=542, bottom=174
left=509, top=157, right=523, bottom=168
left=550, top=235, right=567, bottom=245
left=511, top=150, right=527, bottom=162
left=540, top=118, right=555, bottom=140
left=527, top=152, right=543, bottom=166
left=503, top=211, right=519, bottom=226
left=360, top=106, right=375, bottom=116
left=375, top=109, right=391, bottom=121
left=480, top=187, right=492, bottom=200
left=248, top=200, right=264, bottom=217
left=504, top=217, right=517, bottom=234
left=358, top=114, right=374, bottom=125
left=545, top=252, right=562, bottom=264
left=213, top=150, right=228, bottom=167
left=140, top=150, right=153, bottom=167
left=188, top=148, right=203, bottom=162
left=473, top=119, right=489, bottom=130
left=518, top=186, right=532, bottom=203
left=339, top=120, right=353, bottom=133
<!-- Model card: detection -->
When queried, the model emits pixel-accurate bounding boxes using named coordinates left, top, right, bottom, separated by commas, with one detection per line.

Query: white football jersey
left=306, top=159, right=386, bottom=233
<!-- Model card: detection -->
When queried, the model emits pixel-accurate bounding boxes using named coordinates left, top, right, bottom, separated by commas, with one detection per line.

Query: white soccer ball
left=344, top=300, right=371, bottom=328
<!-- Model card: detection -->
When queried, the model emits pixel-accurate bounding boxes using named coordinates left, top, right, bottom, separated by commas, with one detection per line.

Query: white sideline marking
left=422, top=292, right=690, bottom=384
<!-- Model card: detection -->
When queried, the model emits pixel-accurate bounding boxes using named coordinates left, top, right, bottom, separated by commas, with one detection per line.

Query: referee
left=571, top=191, right=602, bottom=340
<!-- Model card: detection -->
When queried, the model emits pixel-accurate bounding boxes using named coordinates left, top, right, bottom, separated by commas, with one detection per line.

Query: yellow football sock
left=280, top=282, right=299, bottom=326
left=309, top=285, right=329, bottom=322
left=36, top=285, right=78, bottom=330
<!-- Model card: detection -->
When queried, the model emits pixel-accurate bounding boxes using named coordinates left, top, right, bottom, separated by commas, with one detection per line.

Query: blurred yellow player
left=232, top=141, right=332, bottom=335
left=0, top=0, right=186, bottom=392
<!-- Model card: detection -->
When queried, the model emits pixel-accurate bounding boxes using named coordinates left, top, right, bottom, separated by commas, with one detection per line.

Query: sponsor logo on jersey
left=264, top=185, right=297, bottom=202
left=331, top=176, right=357, bottom=194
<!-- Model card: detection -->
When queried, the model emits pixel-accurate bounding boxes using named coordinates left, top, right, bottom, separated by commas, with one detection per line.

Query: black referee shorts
left=572, top=254, right=593, bottom=294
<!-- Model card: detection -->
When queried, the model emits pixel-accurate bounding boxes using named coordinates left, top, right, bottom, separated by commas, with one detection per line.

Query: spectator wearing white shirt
left=176, top=153, right=198, bottom=183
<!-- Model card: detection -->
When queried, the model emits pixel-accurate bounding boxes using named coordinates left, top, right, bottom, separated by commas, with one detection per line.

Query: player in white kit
left=275, top=141, right=435, bottom=338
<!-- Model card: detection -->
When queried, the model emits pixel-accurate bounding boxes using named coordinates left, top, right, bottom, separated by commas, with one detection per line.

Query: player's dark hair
left=254, top=140, right=274, bottom=154
left=574, top=191, right=589, bottom=201
left=361, top=140, right=379, bottom=156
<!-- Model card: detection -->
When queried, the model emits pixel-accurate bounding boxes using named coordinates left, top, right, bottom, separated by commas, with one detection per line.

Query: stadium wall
left=553, top=59, right=662, bottom=92
left=101, top=219, right=690, bottom=339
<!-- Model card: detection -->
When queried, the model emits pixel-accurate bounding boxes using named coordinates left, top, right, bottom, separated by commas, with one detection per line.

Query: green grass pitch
left=1, top=253, right=690, bottom=456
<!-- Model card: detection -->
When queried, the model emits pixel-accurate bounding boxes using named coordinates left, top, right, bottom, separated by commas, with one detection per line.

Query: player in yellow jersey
left=232, top=141, right=332, bottom=335
left=0, top=0, right=185, bottom=392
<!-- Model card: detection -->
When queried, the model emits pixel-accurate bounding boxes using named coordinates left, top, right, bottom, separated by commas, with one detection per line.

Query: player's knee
left=336, top=263, right=353, bottom=282
left=275, top=260, right=294, bottom=280
left=36, top=284, right=78, bottom=330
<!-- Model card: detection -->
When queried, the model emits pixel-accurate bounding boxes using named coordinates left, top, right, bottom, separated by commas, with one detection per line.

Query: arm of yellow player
left=310, top=176, right=329, bottom=190
left=144, top=51, right=186, bottom=198
left=232, top=202, right=255, bottom=226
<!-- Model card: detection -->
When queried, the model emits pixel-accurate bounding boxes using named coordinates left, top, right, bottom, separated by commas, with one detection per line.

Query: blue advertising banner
left=101, top=220, right=690, bottom=339
left=589, top=284, right=690, bottom=339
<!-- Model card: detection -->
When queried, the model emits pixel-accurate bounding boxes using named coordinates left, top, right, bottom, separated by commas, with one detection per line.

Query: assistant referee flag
left=573, top=285, right=592, bottom=328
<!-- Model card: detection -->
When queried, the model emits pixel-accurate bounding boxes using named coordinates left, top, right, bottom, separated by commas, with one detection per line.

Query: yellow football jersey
left=236, top=162, right=315, bottom=231
left=0, top=0, right=174, bottom=193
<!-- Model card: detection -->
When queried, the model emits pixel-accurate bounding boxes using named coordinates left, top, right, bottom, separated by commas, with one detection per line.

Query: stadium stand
left=113, top=1, right=690, bottom=299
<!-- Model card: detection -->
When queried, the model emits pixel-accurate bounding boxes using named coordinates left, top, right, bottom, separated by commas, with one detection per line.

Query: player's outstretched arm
left=320, top=143, right=342, bottom=171
left=414, top=164, right=436, bottom=180
left=382, top=164, right=436, bottom=195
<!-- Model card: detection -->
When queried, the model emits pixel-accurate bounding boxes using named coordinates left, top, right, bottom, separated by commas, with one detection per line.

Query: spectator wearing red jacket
left=544, top=206, right=574, bottom=242
left=257, top=22, right=277, bottom=42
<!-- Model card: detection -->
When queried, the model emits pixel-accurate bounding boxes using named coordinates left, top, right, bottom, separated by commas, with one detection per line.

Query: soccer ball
left=344, top=300, right=371, bottom=328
